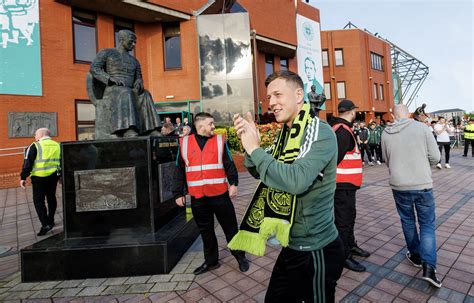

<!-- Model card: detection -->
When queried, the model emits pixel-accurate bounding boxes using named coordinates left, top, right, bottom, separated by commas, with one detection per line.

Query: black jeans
left=191, top=192, right=244, bottom=265
left=438, top=142, right=450, bottom=164
left=464, top=138, right=474, bottom=156
left=334, top=189, right=357, bottom=258
left=31, top=173, right=58, bottom=227
left=360, top=143, right=372, bottom=163
left=369, top=143, right=382, bottom=162
left=265, top=237, right=345, bottom=303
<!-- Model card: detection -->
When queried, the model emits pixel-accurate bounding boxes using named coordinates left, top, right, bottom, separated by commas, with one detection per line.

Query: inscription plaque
left=8, top=112, right=58, bottom=138
left=158, top=162, right=180, bottom=203
left=74, top=167, right=137, bottom=212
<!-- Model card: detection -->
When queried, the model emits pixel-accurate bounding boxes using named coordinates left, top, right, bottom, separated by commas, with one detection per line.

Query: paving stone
left=77, top=286, right=107, bottom=296
left=79, top=278, right=107, bottom=287
left=169, top=263, right=188, bottom=274
left=32, top=281, right=61, bottom=290
left=29, top=288, right=60, bottom=299
left=100, top=285, right=130, bottom=295
left=148, top=275, right=173, bottom=283
left=174, top=281, right=192, bottom=291
left=102, top=277, right=128, bottom=286
left=9, top=282, right=39, bottom=291
left=55, top=280, right=84, bottom=288
left=3, top=290, right=35, bottom=299
left=123, top=276, right=151, bottom=285
left=170, top=274, right=194, bottom=282
left=125, top=283, right=153, bottom=294
left=150, top=282, right=177, bottom=292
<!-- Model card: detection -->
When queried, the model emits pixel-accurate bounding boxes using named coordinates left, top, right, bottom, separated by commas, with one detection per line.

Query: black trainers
left=344, top=257, right=366, bottom=272
left=351, top=245, right=370, bottom=258
left=406, top=252, right=422, bottom=268
left=422, top=263, right=442, bottom=288
left=37, top=225, right=53, bottom=236
left=236, top=256, right=250, bottom=272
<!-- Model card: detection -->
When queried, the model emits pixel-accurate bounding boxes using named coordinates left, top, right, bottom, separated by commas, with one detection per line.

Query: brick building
left=0, top=0, right=321, bottom=187
left=320, top=28, right=395, bottom=122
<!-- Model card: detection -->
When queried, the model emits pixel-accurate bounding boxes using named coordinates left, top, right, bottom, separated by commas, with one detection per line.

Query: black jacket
left=173, top=134, right=238, bottom=198
left=328, top=117, right=359, bottom=190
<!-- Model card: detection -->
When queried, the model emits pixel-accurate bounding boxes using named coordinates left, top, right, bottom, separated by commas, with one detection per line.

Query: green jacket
left=245, top=119, right=339, bottom=251
left=368, top=126, right=382, bottom=145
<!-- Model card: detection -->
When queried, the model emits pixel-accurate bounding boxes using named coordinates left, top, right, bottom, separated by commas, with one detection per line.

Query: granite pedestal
left=20, top=137, right=199, bottom=282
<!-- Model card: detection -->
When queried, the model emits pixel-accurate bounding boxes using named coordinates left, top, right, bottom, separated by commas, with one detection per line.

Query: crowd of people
left=18, top=69, right=472, bottom=302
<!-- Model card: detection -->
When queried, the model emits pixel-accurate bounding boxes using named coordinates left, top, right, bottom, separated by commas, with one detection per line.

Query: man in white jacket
left=381, top=104, right=442, bottom=288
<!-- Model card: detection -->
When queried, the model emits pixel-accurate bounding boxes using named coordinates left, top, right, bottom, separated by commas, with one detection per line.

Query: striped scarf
left=228, top=104, right=312, bottom=256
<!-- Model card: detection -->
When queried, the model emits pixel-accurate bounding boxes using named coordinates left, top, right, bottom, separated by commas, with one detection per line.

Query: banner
left=0, top=0, right=42, bottom=96
left=296, top=15, right=324, bottom=108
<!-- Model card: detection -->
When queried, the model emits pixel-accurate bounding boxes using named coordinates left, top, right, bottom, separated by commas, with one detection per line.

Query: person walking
left=434, top=117, right=454, bottom=168
left=329, top=100, right=371, bottom=273
left=231, top=71, right=344, bottom=303
left=357, top=122, right=373, bottom=166
left=381, top=105, right=442, bottom=288
left=20, top=128, right=61, bottom=236
left=173, top=112, right=249, bottom=275
left=461, top=117, right=474, bottom=157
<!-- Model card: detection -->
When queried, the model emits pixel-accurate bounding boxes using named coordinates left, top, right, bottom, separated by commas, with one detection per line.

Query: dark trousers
left=31, top=174, right=58, bottom=227
left=369, top=143, right=382, bottom=162
left=334, top=189, right=357, bottom=258
left=464, top=138, right=474, bottom=156
left=265, top=237, right=345, bottom=303
left=360, top=143, right=372, bottom=163
left=438, top=142, right=450, bottom=164
left=191, top=192, right=244, bottom=265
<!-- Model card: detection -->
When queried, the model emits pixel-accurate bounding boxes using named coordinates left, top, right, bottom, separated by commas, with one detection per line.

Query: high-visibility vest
left=180, top=134, right=228, bottom=199
left=30, top=138, right=61, bottom=177
left=464, top=124, right=474, bottom=140
left=332, top=123, right=363, bottom=187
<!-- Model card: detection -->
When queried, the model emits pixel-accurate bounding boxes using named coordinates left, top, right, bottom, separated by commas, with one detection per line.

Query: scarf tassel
left=260, top=217, right=291, bottom=247
left=228, top=230, right=266, bottom=257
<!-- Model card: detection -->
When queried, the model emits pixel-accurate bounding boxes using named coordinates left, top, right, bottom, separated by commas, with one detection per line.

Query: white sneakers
left=436, top=163, right=442, bottom=169
left=445, top=164, right=451, bottom=169
left=376, top=160, right=382, bottom=165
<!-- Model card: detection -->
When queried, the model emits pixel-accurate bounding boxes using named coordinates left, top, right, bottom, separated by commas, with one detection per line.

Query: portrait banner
left=296, top=14, right=324, bottom=109
left=0, top=0, right=42, bottom=96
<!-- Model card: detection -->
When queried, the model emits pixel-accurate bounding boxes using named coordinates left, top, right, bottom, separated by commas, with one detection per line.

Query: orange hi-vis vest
left=180, top=134, right=228, bottom=199
left=332, top=123, right=363, bottom=187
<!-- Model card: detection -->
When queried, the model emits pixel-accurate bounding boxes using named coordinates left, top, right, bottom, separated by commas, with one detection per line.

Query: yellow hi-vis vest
left=30, top=138, right=61, bottom=177
left=464, top=124, right=474, bottom=140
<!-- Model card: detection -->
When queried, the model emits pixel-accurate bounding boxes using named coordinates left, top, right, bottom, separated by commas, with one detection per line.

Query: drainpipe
left=251, top=29, right=260, bottom=117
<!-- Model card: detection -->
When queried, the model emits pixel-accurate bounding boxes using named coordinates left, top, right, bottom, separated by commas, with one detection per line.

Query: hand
left=175, top=196, right=186, bottom=207
left=20, top=180, right=26, bottom=189
left=109, top=77, right=125, bottom=86
left=229, top=185, right=238, bottom=198
left=233, top=112, right=260, bottom=155
left=133, top=79, right=144, bottom=93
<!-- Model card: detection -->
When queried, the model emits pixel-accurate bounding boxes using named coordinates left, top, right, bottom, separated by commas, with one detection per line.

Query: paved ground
left=0, top=149, right=473, bottom=302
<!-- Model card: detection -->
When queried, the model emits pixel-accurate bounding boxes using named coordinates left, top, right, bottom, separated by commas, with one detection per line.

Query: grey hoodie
left=381, top=118, right=441, bottom=191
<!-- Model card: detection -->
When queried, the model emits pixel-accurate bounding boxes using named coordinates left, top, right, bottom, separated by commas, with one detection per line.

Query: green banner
left=0, top=0, right=42, bottom=96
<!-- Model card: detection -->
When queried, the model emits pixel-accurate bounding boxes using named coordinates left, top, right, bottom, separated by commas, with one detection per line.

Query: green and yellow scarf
left=228, top=104, right=312, bottom=256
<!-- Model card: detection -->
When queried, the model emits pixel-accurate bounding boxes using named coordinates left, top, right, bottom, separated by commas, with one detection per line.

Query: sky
left=309, top=0, right=473, bottom=113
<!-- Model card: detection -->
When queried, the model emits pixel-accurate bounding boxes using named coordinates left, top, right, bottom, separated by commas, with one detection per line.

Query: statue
left=87, top=30, right=161, bottom=139
left=307, top=85, right=326, bottom=117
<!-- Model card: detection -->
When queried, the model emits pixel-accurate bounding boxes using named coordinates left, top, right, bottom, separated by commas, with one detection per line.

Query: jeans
left=392, top=189, right=437, bottom=268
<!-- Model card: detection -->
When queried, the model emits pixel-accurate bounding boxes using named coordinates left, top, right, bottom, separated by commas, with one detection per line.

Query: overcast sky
left=309, top=0, right=473, bottom=113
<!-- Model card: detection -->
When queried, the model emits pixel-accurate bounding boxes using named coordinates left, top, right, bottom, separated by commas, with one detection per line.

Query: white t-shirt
left=434, top=123, right=451, bottom=143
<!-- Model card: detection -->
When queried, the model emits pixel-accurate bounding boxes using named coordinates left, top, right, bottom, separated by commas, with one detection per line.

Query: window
left=379, top=84, right=384, bottom=100
left=265, top=54, right=274, bottom=78
left=373, top=83, right=378, bottom=99
left=72, top=9, right=97, bottom=63
left=324, top=82, right=331, bottom=99
left=370, top=52, right=384, bottom=71
left=335, top=49, right=344, bottom=66
left=163, top=22, right=181, bottom=69
left=114, top=18, right=134, bottom=47
left=322, top=50, right=329, bottom=67
left=337, top=82, right=346, bottom=99
left=76, top=100, right=95, bottom=140
left=280, top=57, right=288, bottom=71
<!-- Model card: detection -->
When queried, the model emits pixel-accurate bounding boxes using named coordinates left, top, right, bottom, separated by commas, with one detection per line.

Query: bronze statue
left=307, top=85, right=326, bottom=117
left=87, top=30, right=161, bottom=139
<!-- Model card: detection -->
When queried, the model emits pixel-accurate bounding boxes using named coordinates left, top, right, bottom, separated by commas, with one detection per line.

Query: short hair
left=264, top=70, right=304, bottom=90
left=304, top=57, right=316, bottom=69
left=194, top=112, right=214, bottom=125
left=162, top=122, right=174, bottom=130
left=117, top=30, right=136, bottom=42
left=183, top=125, right=191, bottom=131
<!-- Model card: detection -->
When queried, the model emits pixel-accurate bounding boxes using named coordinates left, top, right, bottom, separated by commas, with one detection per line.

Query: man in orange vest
left=329, top=100, right=370, bottom=272
left=174, top=112, right=249, bottom=275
